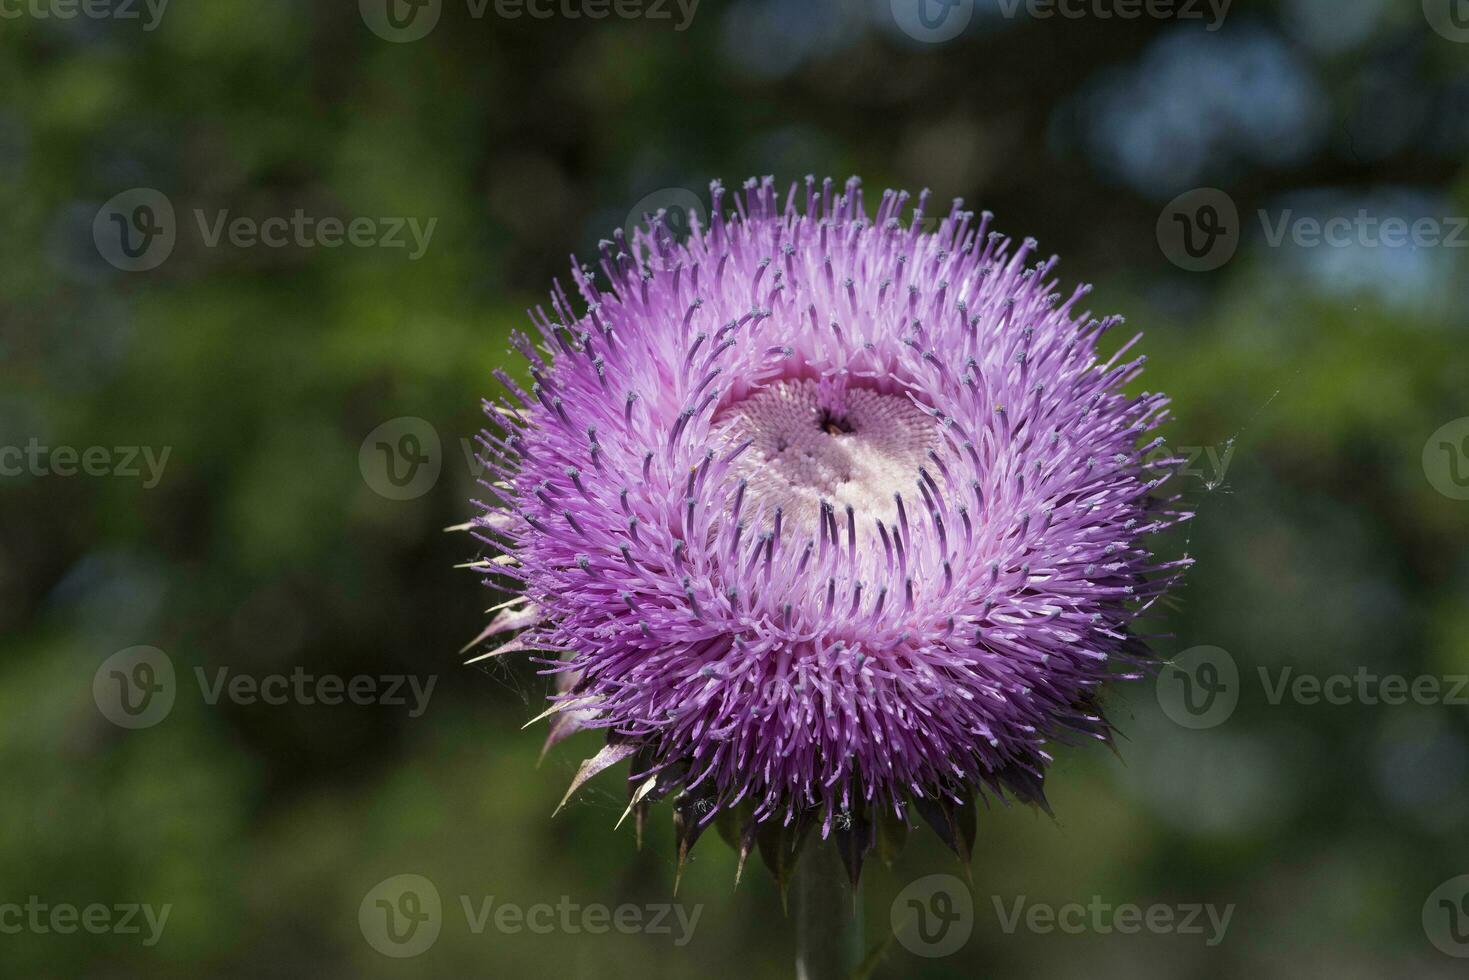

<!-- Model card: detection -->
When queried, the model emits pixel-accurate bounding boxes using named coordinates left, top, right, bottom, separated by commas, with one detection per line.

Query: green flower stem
left=794, top=843, right=862, bottom=980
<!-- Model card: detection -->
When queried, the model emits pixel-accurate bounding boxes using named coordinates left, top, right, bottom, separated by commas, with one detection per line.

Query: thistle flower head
left=472, top=176, right=1187, bottom=885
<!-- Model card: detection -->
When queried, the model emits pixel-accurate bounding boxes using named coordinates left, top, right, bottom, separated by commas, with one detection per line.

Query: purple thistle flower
left=470, top=176, right=1188, bottom=885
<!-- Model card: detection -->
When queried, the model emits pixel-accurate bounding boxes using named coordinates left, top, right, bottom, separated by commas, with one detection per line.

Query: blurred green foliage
left=1, top=0, right=1467, bottom=976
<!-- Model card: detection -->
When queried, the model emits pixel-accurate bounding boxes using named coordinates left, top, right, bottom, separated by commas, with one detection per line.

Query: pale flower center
left=712, top=378, right=940, bottom=539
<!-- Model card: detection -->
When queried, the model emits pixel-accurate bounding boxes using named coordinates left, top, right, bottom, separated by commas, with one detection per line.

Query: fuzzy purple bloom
left=472, top=176, right=1188, bottom=879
